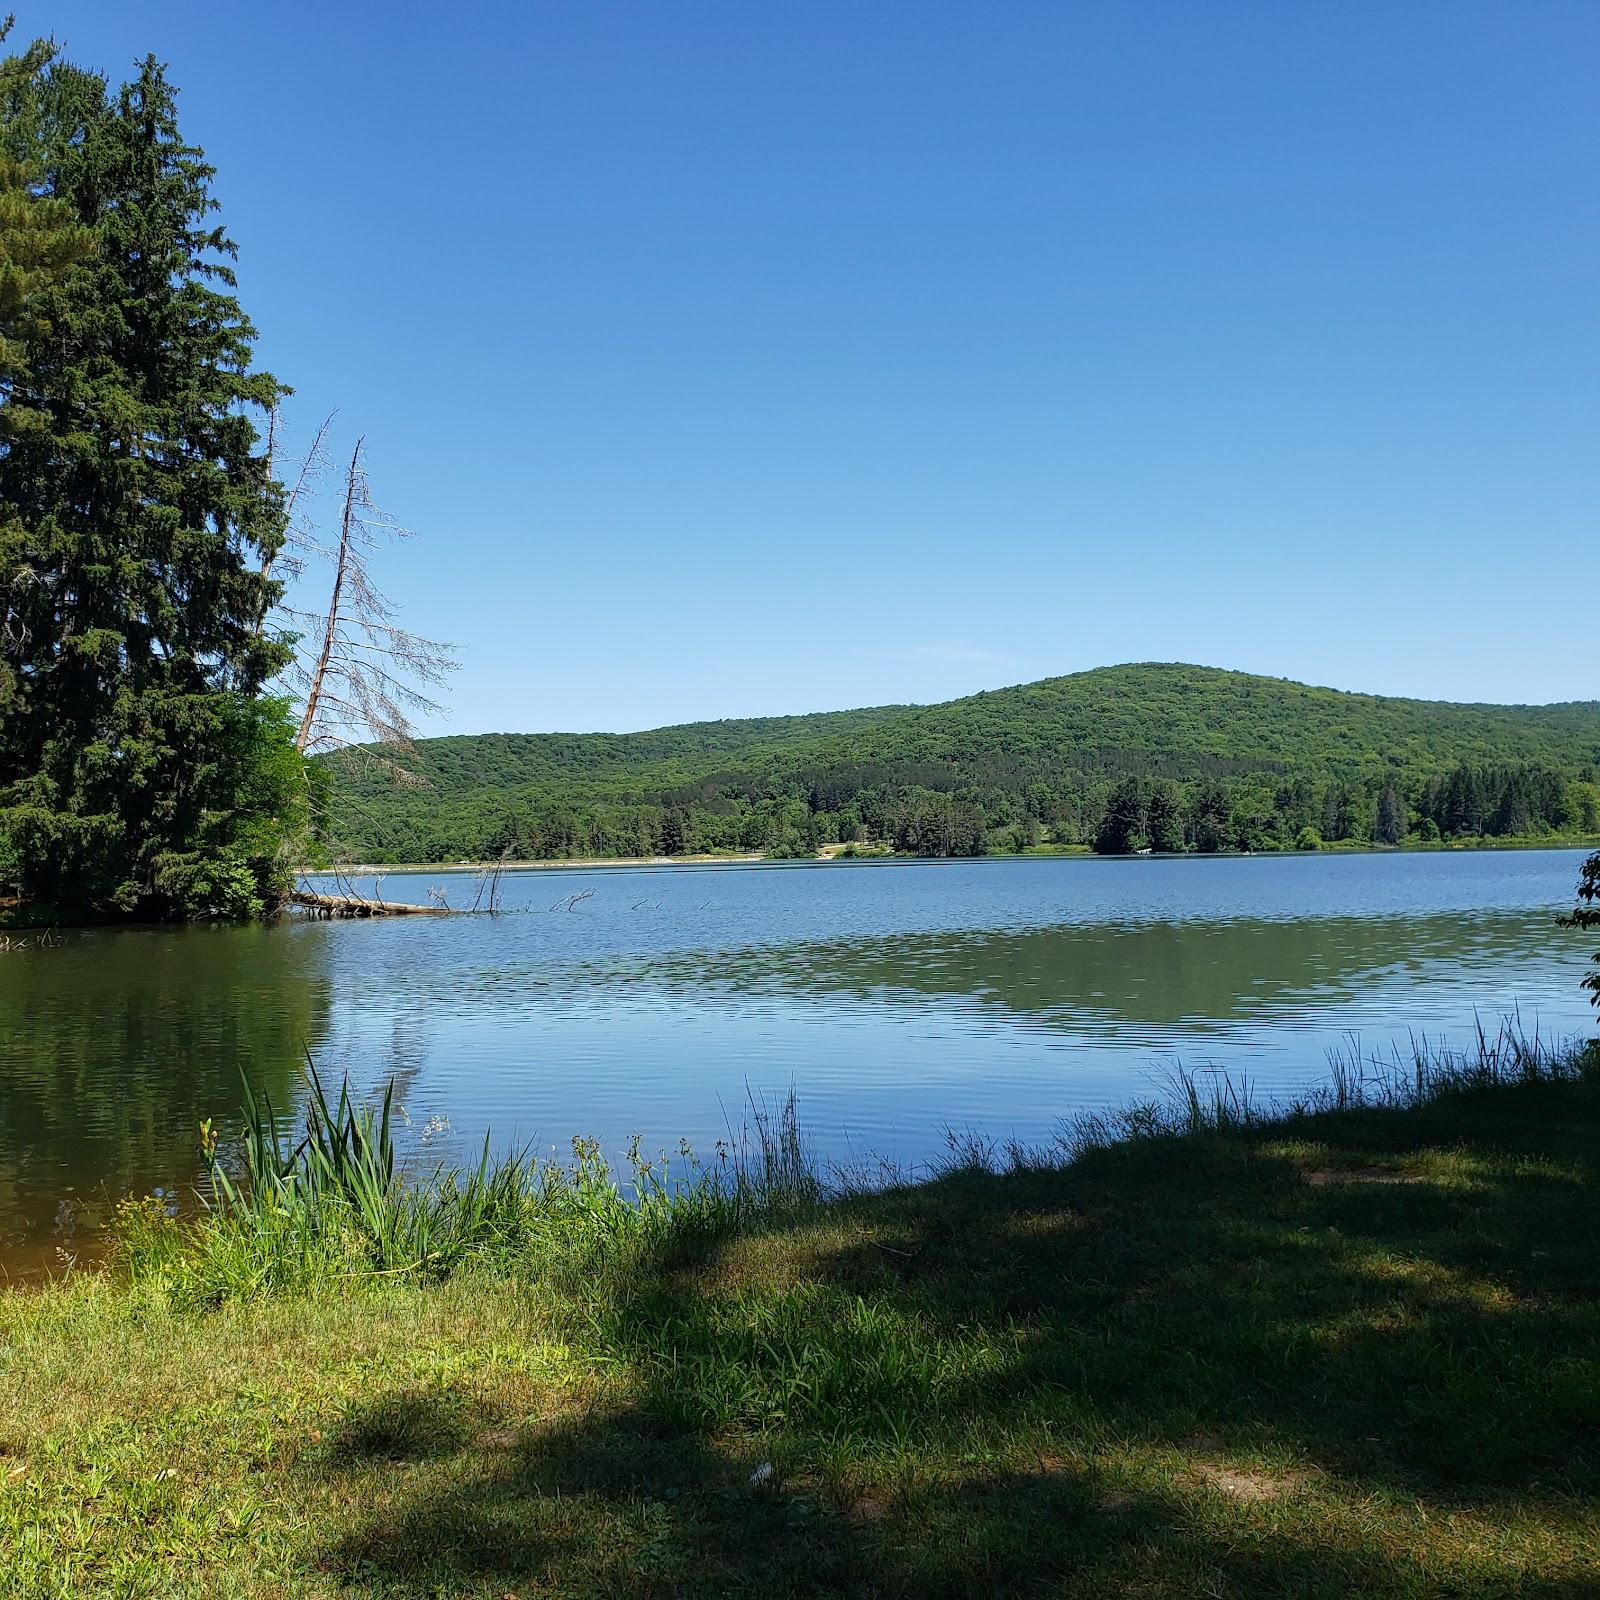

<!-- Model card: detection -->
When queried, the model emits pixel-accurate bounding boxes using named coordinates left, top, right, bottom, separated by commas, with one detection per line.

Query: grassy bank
left=3, top=1031, right=1598, bottom=1597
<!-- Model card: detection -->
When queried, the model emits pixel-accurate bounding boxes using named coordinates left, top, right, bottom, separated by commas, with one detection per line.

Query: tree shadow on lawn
left=318, top=1391, right=1512, bottom=1600
left=320, top=1076, right=1600, bottom=1597
left=811, top=1091, right=1600, bottom=1491
left=319, top=1398, right=1575, bottom=1599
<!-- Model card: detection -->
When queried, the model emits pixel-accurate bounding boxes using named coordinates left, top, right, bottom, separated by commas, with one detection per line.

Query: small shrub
left=107, top=1194, right=183, bottom=1275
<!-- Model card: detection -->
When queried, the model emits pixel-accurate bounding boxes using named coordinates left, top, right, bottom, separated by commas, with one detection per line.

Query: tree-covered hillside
left=829, top=664, right=1600, bottom=774
left=338, top=703, right=913, bottom=798
left=322, top=664, right=1600, bottom=863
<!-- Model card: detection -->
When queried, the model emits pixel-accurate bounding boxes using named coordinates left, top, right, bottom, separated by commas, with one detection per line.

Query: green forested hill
left=796, top=664, right=1600, bottom=775
left=323, top=663, right=1600, bottom=863
left=342, top=703, right=913, bottom=798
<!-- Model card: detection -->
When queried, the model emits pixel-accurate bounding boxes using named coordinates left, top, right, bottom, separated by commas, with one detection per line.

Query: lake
left=2, top=848, right=1593, bottom=1275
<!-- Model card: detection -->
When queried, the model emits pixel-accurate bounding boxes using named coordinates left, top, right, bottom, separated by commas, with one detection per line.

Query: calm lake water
left=2, top=849, right=1594, bottom=1274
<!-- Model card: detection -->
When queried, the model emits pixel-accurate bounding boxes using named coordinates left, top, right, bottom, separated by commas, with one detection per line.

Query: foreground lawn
left=3, top=1064, right=1598, bottom=1598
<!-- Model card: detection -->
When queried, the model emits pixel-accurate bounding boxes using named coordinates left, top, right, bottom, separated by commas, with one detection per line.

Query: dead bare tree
left=469, top=847, right=512, bottom=914
left=260, top=421, right=459, bottom=914
left=280, top=436, right=457, bottom=771
left=256, top=408, right=336, bottom=626
left=550, top=888, right=596, bottom=913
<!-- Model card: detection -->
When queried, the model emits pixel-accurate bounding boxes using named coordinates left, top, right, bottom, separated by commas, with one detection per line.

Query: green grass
left=124, top=1059, right=820, bottom=1306
left=2, top=1031, right=1598, bottom=1597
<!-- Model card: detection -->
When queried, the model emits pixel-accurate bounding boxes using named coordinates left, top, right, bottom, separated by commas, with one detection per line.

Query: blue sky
left=52, top=1, right=1600, bottom=733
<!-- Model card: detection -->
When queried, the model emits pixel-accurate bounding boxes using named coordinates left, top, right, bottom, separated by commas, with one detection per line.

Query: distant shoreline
left=320, top=852, right=770, bottom=875
left=311, top=835, right=1600, bottom=876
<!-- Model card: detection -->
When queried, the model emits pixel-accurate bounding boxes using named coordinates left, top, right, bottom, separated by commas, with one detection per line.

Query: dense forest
left=324, top=664, right=1600, bottom=863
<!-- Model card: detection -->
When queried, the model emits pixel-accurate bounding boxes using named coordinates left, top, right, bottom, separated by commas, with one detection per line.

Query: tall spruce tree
left=1094, top=775, right=1146, bottom=855
left=0, top=49, right=301, bottom=918
left=1186, top=781, right=1232, bottom=853
left=1375, top=784, right=1407, bottom=846
left=1146, top=778, right=1185, bottom=853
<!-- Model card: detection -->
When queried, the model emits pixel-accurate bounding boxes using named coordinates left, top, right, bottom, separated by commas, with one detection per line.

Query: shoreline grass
left=113, top=1018, right=1588, bottom=1306
left=4, top=1021, right=1598, bottom=1596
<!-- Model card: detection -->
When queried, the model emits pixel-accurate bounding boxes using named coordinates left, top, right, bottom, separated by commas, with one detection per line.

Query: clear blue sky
left=52, top=1, right=1600, bottom=733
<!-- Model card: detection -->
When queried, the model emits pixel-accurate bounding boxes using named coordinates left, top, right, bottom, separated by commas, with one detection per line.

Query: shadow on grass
left=320, top=1074, right=1600, bottom=1597
left=323, top=1388, right=473, bottom=1465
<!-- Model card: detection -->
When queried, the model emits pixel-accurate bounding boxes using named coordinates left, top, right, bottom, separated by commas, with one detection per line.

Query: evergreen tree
left=1442, top=766, right=1489, bottom=836
left=1375, top=785, right=1407, bottom=846
left=1146, top=779, right=1184, bottom=853
left=0, top=53, right=297, bottom=918
left=660, top=807, right=692, bottom=855
left=1320, top=782, right=1353, bottom=842
left=1186, top=782, right=1232, bottom=853
left=1275, top=774, right=1317, bottom=833
left=1492, top=775, right=1532, bottom=838
left=1094, top=776, right=1146, bottom=855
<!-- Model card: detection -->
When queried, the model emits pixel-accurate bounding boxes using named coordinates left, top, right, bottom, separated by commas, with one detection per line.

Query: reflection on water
left=579, top=911, right=1561, bottom=1034
left=0, top=851, right=1592, bottom=1272
left=0, top=923, right=333, bottom=1272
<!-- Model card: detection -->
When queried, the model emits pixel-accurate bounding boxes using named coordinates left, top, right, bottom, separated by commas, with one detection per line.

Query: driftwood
left=287, top=889, right=447, bottom=919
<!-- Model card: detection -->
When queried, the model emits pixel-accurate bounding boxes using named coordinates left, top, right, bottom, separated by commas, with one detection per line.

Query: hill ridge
left=414, top=663, right=1600, bottom=743
left=324, top=662, right=1600, bottom=863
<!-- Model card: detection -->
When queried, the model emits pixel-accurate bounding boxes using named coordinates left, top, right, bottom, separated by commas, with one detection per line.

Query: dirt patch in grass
left=1181, top=1436, right=1308, bottom=1502
left=1302, top=1166, right=1427, bottom=1186
left=844, top=1491, right=889, bottom=1524
left=1201, top=1463, right=1305, bottom=1502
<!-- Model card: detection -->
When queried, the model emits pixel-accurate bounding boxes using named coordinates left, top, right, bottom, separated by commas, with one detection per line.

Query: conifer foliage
left=0, top=42, right=304, bottom=918
left=0, top=35, right=93, bottom=376
left=1563, top=852, right=1600, bottom=1013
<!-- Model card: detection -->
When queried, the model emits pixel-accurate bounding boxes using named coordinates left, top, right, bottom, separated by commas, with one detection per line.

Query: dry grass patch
left=1302, top=1165, right=1426, bottom=1186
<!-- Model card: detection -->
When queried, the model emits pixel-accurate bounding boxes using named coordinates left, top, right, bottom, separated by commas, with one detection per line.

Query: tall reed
left=124, top=1059, right=823, bottom=1304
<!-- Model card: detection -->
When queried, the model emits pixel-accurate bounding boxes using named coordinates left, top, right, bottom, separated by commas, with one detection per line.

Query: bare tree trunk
left=296, top=439, right=362, bottom=752
left=270, top=423, right=454, bottom=767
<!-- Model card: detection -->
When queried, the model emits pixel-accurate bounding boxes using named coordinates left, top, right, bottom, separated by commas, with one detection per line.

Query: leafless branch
left=257, top=409, right=336, bottom=630
left=287, top=435, right=457, bottom=764
left=470, top=848, right=513, bottom=914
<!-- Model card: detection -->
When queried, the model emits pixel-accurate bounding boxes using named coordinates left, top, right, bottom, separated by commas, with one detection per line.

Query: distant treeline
left=332, top=757, right=1598, bottom=863
left=322, top=665, right=1600, bottom=863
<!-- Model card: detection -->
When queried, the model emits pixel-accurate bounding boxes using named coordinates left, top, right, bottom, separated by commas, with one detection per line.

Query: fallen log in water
left=287, top=890, right=449, bottom=919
